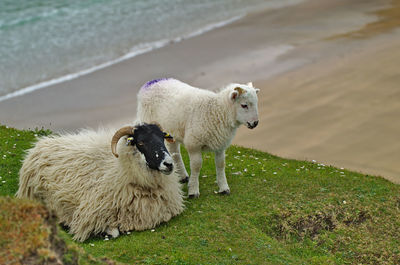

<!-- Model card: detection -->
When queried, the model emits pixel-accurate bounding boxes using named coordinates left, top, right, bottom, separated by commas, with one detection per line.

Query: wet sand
left=1, top=0, right=399, bottom=182
left=234, top=34, right=400, bottom=183
left=233, top=0, right=400, bottom=183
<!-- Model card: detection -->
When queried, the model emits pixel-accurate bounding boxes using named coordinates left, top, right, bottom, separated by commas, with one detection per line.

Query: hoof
left=179, top=176, right=189, bottom=184
left=218, top=190, right=230, bottom=195
left=188, top=193, right=200, bottom=199
left=106, top=227, right=120, bottom=238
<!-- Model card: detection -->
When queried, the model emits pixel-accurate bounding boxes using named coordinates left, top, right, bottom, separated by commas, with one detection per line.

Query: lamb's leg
left=187, top=148, right=202, bottom=198
left=215, top=150, right=230, bottom=195
left=167, top=142, right=189, bottom=183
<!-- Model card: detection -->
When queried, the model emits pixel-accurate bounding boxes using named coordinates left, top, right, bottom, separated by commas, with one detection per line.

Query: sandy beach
left=0, top=0, right=399, bottom=183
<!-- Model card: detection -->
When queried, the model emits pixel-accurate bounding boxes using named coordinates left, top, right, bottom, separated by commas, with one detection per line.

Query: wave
left=0, top=14, right=244, bottom=103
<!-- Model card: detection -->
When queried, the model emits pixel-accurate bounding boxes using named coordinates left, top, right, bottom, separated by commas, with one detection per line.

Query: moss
left=0, top=197, right=60, bottom=264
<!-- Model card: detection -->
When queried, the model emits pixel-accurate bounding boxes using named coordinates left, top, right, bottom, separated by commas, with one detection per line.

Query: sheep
left=16, top=123, right=184, bottom=241
left=137, top=78, right=259, bottom=198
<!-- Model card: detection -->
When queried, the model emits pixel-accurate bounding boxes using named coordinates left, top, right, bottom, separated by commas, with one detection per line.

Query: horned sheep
left=137, top=78, right=259, bottom=198
left=16, top=123, right=184, bottom=241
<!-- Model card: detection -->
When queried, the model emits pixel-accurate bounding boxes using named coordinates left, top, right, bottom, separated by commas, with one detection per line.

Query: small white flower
left=34, top=134, right=38, bottom=137
left=151, top=229, right=155, bottom=232
left=104, top=238, right=109, bottom=241
left=340, top=167, right=344, bottom=170
left=89, top=243, right=95, bottom=247
left=273, top=172, right=277, bottom=175
left=343, top=200, right=347, bottom=204
left=251, top=174, right=255, bottom=177
left=312, top=160, right=316, bottom=163
left=263, top=179, right=267, bottom=182
left=2, top=181, right=5, bottom=183
left=237, top=151, right=241, bottom=154
left=127, top=231, right=131, bottom=235
left=243, top=168, right=248, bottom=172
left=202, top=175, right=207, bottom=178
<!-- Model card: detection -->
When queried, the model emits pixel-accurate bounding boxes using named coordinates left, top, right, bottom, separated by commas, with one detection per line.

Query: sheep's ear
left=230, top=87, right=245, bottom=101
left=164, top=132, right=175, bottom=143
left=255, top=88, right=260, bottom=94
left=247, top=82, right=253, bottom=87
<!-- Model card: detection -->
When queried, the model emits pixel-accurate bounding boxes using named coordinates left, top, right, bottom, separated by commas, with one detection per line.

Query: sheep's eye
left=241, top=104, right=248, bottom=109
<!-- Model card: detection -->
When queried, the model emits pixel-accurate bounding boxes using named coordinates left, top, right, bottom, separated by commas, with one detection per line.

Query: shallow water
left=0, top=0, right=302, bottom=99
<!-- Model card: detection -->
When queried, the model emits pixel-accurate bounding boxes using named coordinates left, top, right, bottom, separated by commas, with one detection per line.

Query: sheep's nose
left=163, top=162, right=173, bottom=171
left=247, top=120, right=259, bottom=129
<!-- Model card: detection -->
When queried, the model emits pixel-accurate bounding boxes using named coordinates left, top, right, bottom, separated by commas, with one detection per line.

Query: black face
left=129, top=124, right=172, bottom=172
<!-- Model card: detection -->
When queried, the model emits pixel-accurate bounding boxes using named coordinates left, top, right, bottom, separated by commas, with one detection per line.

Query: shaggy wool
left=17, top=129, right=184, bottom=241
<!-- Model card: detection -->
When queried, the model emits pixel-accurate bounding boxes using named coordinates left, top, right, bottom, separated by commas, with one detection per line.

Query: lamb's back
left=138, top=78, right=216, bottom=139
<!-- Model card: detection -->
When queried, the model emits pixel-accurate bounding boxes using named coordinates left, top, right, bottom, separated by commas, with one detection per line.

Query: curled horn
left=111, top=126, right=135, bottom=158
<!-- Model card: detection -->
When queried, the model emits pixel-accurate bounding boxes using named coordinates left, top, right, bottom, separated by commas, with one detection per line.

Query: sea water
left=0, top=0, right=301, bottom=100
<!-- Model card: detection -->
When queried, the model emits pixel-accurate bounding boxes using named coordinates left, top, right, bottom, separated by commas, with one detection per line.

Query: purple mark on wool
left=141, top=78, right=170, bottom=90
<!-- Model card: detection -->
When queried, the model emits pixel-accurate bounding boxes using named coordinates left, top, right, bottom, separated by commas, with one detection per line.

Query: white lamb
left=137, top=78, right=259, bottom=198
left=16, top=123, right=184, bottom=241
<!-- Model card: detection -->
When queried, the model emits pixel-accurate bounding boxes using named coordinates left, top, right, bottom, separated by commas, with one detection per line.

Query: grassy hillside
left=0, top=125, right=399, bottom=264
left=0, top=126, right=117, bottom=264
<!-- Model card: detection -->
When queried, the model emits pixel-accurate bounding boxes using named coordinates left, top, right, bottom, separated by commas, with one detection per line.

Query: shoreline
left=1, top=0, right=399, bottom=183
left=0, top=14, right=246, bottom=103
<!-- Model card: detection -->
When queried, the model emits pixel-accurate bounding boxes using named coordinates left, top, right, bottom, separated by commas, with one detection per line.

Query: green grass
left=1, top=124, right=399, bottom=264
